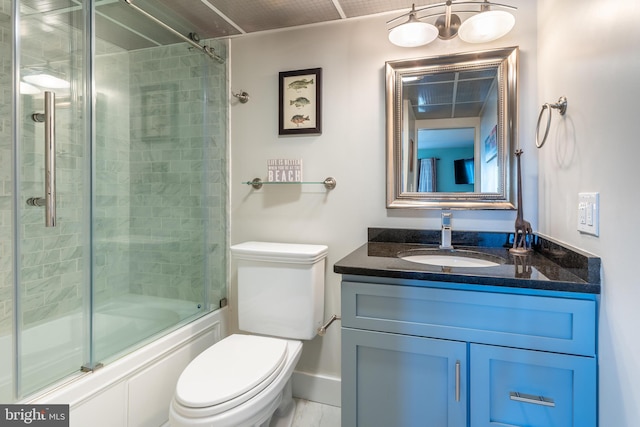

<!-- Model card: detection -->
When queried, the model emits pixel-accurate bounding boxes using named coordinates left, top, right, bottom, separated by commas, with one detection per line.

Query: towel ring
left=535, top=96, right=567, bottom=148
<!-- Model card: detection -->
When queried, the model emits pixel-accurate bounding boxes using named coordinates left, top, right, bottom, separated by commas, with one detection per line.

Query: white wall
left=537, top=0, right=640, bottom=425
left=230, top=1, right=537, bottom=398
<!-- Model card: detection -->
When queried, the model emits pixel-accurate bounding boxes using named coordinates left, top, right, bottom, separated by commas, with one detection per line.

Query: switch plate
left=577, top=192, right=599, bottom=236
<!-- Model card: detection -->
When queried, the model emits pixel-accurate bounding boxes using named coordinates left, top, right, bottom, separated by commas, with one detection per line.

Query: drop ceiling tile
left=204, top=0, right=342, bottom=33
left=456, top=79, right=493, bottom=103
left=337, top=0, right=439, bottom=18
left=137, top=0, right=241, bottom=39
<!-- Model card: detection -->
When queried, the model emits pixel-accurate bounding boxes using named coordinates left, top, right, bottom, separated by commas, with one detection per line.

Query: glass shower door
left=15, top=0, right=89, bottom=397
left=1, top=0, right=14, bottom=403
left=90, top=0, right=216, bottom=365
left=3, top=0, right=227, bottom=402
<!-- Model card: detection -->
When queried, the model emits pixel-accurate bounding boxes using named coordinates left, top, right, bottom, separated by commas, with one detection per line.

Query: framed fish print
left=279, top=68, right=322, bottom=135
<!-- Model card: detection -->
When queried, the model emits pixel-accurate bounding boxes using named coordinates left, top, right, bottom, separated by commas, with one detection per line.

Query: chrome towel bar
left=245, top=177, right=337, bottom=190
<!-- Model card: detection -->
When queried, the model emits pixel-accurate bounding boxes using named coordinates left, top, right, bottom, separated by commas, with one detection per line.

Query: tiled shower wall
left=124, top=41, right=227, bottom=305
left=0, top=0, right=12, bottom=335
left=16, top=12, right=87, bottom=328
left=93, top=40, right=228, bottom=306
left=0, top=14, right=227, bottom=334
left=93, top=44, right=132, bottom=303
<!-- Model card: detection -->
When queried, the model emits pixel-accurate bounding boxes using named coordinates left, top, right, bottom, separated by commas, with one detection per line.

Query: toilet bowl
left=169, top=335, right=302, bottom=427
left=169, top=242, right=328, bottom=427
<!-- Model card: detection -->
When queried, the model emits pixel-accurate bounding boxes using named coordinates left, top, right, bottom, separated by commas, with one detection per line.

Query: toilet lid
left=175, top=334, right=288, bottom=409
left=231, top=241, right=328, bottom=264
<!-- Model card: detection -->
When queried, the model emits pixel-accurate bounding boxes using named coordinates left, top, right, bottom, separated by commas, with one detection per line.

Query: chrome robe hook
left=232, top=90, right=249, bottom=103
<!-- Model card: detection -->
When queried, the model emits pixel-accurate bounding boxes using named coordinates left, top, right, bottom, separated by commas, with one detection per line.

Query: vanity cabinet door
left=470, top=344, right=597, bottom=427
left=342, top=327, right=467, bottom=427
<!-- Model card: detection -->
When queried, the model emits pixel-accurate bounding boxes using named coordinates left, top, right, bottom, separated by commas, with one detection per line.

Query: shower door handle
left=28, top=91, right=56, bottom=227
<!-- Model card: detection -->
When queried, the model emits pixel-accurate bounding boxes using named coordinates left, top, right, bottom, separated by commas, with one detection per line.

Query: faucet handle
left=441, top=211, right=452, bottom=229
left=440, top=211, right=453, bottom=249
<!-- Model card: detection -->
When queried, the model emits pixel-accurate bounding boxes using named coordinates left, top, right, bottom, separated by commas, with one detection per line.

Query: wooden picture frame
left=279, top=68, right=322, bottom=135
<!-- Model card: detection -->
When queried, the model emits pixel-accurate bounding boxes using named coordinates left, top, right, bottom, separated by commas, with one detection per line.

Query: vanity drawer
left=342, top=281, right=596, bottom=356
left=469, top=344, right=596, bottom=427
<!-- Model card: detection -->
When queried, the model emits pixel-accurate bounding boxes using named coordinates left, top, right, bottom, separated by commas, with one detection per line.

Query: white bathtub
left=2, top=299, right=226, bottom=427
left=1, top=295, right=207, bottom=401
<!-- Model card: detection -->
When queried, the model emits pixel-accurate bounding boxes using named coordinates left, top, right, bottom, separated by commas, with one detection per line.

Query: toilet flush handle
left=317, top=314, right=341, bottom=336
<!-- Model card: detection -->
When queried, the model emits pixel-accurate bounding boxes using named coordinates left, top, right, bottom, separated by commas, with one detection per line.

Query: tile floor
left=291, top=399, right=341, bottom=426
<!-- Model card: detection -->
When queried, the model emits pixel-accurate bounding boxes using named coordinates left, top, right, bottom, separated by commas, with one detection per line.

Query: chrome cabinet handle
left=28, top=91, right=56, bottom=227
left=455, top=360, right=460, bottom=402
left=509, top=391, right=555, bottom=407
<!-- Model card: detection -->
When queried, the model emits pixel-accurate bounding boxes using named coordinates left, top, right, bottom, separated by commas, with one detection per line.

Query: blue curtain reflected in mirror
left=418, top=158, right=438, bottom=192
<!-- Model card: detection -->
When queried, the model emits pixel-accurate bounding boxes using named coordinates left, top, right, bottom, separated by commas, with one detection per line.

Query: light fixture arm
left=386, top=3, right=419, bottom=25
left=436, top=0, right=460, bottom=40
left=387, top=0, right=516, bottom=24
left=444, top=1, right=453, bottom=28
left=387, top=0, right=517, bottom=47
left=433, top=1, right=517, bottom=12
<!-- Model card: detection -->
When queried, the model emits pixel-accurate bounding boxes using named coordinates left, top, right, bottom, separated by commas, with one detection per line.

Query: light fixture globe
left=23, top=73, right=70, bottom=89
left=19, top=82, right=41, bottom=95
left=458, top=10, right=515, bottom=43
left=388, top=15, right=439, bottom=47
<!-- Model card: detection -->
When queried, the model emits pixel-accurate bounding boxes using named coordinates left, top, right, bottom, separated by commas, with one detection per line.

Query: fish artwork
left=290, top=115, right=310, bottom=126
left=288, top=78, right=314, bottom=90
left=289, top=97, right=311, bottom=107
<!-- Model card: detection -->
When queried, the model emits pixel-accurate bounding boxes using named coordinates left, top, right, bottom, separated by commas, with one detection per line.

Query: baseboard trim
left=292, top=371, right=341, bottom=408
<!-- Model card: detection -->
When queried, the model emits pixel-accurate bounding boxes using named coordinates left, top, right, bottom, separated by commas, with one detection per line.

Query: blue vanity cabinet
left=470, top=344, right=596, bottom=427
left=341, top=278, right=598, bottom=427
left=342, top=327, right=468, bottom=427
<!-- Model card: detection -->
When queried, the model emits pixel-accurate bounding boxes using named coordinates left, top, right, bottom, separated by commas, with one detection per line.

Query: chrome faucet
left=440, top=210, right=453, bottom=250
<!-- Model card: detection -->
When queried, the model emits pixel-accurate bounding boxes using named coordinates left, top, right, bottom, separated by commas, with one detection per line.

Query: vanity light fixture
left=387, top=0, right=517, bottom=47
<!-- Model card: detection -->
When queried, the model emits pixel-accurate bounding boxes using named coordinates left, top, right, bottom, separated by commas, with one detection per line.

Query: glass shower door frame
left=12, top=0, right=93, bottom=399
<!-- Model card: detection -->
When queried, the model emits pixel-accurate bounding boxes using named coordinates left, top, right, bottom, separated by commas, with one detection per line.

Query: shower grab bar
left=122, top=0, right=225, bottom=64
left=27, top=91, right=56, bottom=227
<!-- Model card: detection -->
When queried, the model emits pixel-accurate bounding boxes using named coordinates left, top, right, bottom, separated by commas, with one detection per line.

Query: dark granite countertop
left=333, top=228, right=601, bottom=294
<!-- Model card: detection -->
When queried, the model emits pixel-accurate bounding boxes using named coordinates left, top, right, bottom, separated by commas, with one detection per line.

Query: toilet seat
left=174, top=334, right=288, bottom=417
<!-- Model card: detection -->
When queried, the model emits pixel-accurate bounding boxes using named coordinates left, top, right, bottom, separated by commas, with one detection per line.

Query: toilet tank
left=231, top=242, right=328, bottom=340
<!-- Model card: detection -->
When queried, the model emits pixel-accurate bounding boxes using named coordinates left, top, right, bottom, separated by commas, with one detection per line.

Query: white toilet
left=169, top=241, right=328, bottom=427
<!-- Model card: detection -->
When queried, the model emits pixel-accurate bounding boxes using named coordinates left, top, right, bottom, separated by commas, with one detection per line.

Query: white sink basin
left=398, top=249, right=505, bottom=268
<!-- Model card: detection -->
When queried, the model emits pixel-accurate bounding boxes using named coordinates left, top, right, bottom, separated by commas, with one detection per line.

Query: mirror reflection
left=386, top=47, right=519, bottom=209
left=407, top=68, right=498, bottom=193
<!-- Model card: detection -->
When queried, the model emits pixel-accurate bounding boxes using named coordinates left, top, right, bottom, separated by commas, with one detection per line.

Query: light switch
left=578, top=202, right=586, bottom=225
left=577, top=192, right=599, bottom=236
